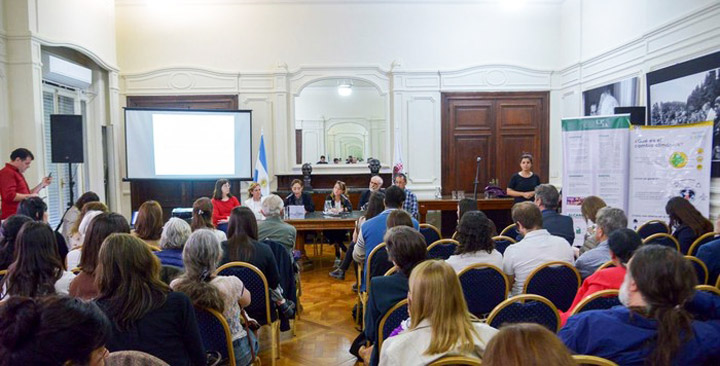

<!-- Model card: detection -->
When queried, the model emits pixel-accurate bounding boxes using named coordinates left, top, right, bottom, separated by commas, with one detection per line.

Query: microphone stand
left=473, top=157, right=482, bottom=200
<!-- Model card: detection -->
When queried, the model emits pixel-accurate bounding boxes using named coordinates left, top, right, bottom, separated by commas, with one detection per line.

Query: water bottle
left=435, top=186, right=442, bottom=199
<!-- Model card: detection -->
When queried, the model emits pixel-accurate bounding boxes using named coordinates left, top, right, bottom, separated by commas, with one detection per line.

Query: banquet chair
left=419, top=223, right=442, bottom=246
left=194, top=306, right=237, bottom=366
left=428, top=355, right=483, bottom=366
left=685, top=256, right=709, bottom=285
left=569, top=289, right=621, bottom=316
left=636, top=220, right=670, bottom=239
left=500, top=223, right=519, bottom=239
left=642, top=233, right=680, bottom=252
left=486, top=294, right=561, bottom=332
left=492, top=235, right=517, bottom=255
left=523, top=261, right=580, bottom=312
left=572, top=355, right=618, bottom=366
left=688, top=233, right=719, bottom=256
left=427, top=239, right=460, bottom=260
left=458, top=263, right=508, bottom=318
left=376, top=299, right=409, bottom=352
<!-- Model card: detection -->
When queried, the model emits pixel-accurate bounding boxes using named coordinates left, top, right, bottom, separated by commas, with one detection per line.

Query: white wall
left=0, top=0, right=9, bottom=162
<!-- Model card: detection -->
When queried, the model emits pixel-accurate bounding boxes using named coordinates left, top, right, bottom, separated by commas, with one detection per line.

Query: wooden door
left=442, top=92, right=549, bottom=195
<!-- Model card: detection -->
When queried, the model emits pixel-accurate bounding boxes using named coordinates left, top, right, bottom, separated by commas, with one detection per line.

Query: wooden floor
left=257, top=245, right=361, bottom=366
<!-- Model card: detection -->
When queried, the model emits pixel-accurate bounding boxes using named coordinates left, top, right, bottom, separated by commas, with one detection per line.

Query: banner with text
left=628, top=121, right=713, bottom=227
left=562, top=115, right=631, bottom=247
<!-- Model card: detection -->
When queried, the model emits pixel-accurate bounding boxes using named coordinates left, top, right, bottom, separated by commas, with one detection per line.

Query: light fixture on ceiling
left=337, top=80, right=353, bottom=96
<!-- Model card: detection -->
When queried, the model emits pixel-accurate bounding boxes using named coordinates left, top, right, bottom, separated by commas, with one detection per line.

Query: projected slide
left=152, top=114, right=235, bottom=175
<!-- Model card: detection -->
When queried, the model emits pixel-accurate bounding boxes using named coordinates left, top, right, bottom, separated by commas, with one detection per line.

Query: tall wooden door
left=441, top=92, right=549, bottom=195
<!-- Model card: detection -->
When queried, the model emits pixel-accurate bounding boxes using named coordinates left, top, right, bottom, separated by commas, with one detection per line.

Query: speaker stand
left=67, top=162, right=75, bottom=207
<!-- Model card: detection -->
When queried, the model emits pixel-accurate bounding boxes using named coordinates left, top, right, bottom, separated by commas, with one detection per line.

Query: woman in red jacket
left=211, top=179, right=240, bottom=227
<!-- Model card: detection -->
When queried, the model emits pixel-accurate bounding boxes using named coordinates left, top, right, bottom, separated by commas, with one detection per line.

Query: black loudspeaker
left=614, top=106, right=646, bottom=126
left=50, top=114, right=84, bottom=163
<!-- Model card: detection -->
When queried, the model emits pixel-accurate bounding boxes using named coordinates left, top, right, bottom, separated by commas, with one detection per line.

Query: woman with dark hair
left=483, top=323, right=574, bottom=366
left=446, top=211, right=502, bottom=273
left=0, top=296, right=111, bottom=366
left=386, top=209, right=414, bottom=229
left=506, top=153, right=541, bottom=203
left=0, top=214, right=33, bottom=270
left=95, top=233, right=205, bottom=366
left=221, top=206, right=295, bottom=317
left=330, top=191, right=385, bottom=280
left=560, top=245, right=720, bottom=365
left=284, top=179, right=315, bottom=213
left=211, top=179, right=241, bottom=227
left=1, top=221, right=75, bottom=298
left=666, top=196, right=713, bottom=253
left=132, top=200, right=164, bottom=248
left=191, top=197, right=227, bottom=242
left=69, top=213, right=130, bottom=300
left=171, top=229, right=257, bottom=366
left=68, top=201, right=109, bottom=250
left=60, top=190, right=100, bottom=243
left=326, top=180, right=353, bottom=266
left=457, top=198, right=478, bottom=223
left=17, top=196, right=68, bottom=261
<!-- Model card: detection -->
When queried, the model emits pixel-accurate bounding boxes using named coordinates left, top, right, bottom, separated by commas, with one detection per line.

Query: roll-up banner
left=562, top=115, right=631, bottom=247
left=628, top=121, right=713, bottom=228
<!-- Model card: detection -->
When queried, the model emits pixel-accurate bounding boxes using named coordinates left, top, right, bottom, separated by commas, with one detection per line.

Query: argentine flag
left=254, top=132, right=270, bottom=196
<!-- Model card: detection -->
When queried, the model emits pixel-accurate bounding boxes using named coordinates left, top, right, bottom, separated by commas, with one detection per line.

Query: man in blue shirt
left=534, top=184, right=574, bottom=245
left=575, top=207, right=627, bottom=278
left=352, top=185, right=419, bottom=291
left=394, top=173, right=418, bottom=220
left=560, top=245, right=720, bottom=365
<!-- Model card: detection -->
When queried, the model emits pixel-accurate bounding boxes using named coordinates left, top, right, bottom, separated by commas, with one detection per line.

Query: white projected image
left=152, top=114, right=235, bottom=175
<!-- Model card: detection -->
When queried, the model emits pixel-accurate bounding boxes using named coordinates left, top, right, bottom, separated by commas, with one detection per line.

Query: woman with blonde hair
left=378, top=260, right=497, bottom=365
left=191, top=197, right=227, bottom=242
left=244, top=182, right=265, bottom=221
left=579, top=196, right=607, bottom=255
left=67, top=201, right=109, bottom=250
left=132, top=200, right=164, bottom=248
left=483, top=323, right=575, bottom=366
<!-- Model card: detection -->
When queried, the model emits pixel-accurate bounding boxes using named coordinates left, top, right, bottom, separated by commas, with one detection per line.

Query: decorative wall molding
left=3, top=34, right=119, bottom=72
left=122, top=67, right=239, bottom=95
left=440, top=64, right=553, bottom=92
left=116, top=0, right=565, bottom=6
left=288, top=66, right=390, bottom=96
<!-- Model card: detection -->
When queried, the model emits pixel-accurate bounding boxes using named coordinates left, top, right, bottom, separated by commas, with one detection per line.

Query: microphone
left=477, top=157, right=482, bottom=162
left=473, top=157, right=482, bottom=200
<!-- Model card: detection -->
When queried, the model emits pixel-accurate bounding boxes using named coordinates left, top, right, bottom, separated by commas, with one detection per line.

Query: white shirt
left=212, top=229, right=227, bottom=242
left=502, top=229, right=575, bottom=296
left=244, top=197, right=265, bottom=221
left=55, top=271, right=76, bottom=295
left=66, top=248, right=82, bottom=270
left=379, top=320, right=497, bottom=366
left=446, top=249, right=503, bottom=273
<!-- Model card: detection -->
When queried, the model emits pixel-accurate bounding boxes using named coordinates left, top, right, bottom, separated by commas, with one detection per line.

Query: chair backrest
left=685, top=256, right=709, bottom=285
left=642, top=233, right=680, bottom=252
left=105, top=351, right=169, bottom=366
left=636, top=220, right=670, bottom=239
left=688, top=232, right=719, bottom=256
left=366, top=242, right=393, bottom=294
left=377, top=299, right=409, bottom=351
left=428, top=355, right=483, bottom=366
left=193, top=306, right=236, bottom=366
left=486, top=294, right=560, bottom=332
left=491, top=235, right=517, bottom=255
left=523, top=261, right=580, bottom=312
left=148, top=244, right=161, bottom=252
left=716, top=274, right=720, bottom=289
left=569, top=289, right=621, bottom=316
left=0, top=269, right=6, bottom=284
left=215, top=262, right=272, bottom=325
left=427, top=239, right=460, bottom=260
left=384, top=266, right=397, bottom=276
left=572, top=355, right=618, bottom=366
left=458, top=263, right=509, bottom=317
left=70, top=266, right=82, bottom=275
left=594, top=260, right=615, bottom=273
left=695, top=284, right=720, bottom=296
left=451, top=231, right=458, bottom=240
left=500, top=223, right=519, bottom=238
left=420, top=223, right=442, bottom=245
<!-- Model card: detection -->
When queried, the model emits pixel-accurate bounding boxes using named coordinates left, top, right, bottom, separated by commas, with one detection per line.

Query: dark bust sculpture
left=368, top=158, right=381, bottom=176
left=302, top=163, right=313, bottom=189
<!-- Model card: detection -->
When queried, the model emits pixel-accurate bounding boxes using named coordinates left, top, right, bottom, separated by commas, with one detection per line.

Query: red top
left=211, top=196, right=240, bottom=226
left=0, top=163, right=31, bottom=220
left=560, top=265, right=626, bottom=326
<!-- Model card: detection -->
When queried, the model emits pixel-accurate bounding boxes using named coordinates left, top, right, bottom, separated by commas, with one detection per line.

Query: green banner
left=562, top=115, right=631, bottom=132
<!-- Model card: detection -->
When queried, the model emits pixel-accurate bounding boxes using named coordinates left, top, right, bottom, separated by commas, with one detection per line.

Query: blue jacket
left=697, top=238, right=720, bottom=285
left=560, top=292, right=720, bottom=365
left=360, top=209, right=418, bottom=290
left=154, top=249, right=184, bottom=268
left=542, top=209, right=575, bottom=245
left=673, top=224, right=698, bottom=254
left=364, top=272, right=409, bottom=366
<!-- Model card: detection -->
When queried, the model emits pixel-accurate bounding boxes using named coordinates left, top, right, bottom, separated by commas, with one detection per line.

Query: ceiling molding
left=116, top=0, right=565, bottom=6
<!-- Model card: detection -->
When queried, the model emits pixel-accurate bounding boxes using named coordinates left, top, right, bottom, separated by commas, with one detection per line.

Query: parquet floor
left=256, top=244, right=361, bottom=366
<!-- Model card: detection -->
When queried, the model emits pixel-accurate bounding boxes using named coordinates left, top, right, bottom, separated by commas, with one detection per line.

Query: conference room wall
left=0, top=2, right=8, bottom=167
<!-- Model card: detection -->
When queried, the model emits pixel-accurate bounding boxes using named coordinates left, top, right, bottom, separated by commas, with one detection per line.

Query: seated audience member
left=666, top=196, right=713, bottom=253
left=696, top=218, right=720, bottom=284
left=575, top=207, right=628, bottom=278
left=457, top=197, right=479, bottom=224
left=17, top=196, right=68, bottom=261
left=60, top=191, right=100, bottom=243
left=394, top=173, right=418, bottom=220
left=330, top=191, right=386, bottom=280
left=0, top=296, right=111, bottom=366
left=386, top=209, right=414, bottom=228
left=534, top=184, right=574, bottom=245
left=191, top=197, right=227, bottom=242
left=68, top=201, right=108, bottom=249
left=358, top=175, right=384, bottom=211
left=211, top=179, right=241, bottom=227
left=155, top=217, right=192, bottom=268
left=245, top=182, right=266, bottom=221
left=1, top=221, right=75, bottom=298
left=70, top=213, right=131, bottom=300
left=446, top=211, right=503, bottom=273
left=502, top=202, right=574, bottom=296
left=284, top=179, right=315, bottom=213
left=132, top=200, right=164, bottom=248
left=222, top=206, right=295, bottom=317
left=95, top=233, right=205, bottom=366
left=579, top=196, right=606, bottom=255
left=353, top=186, right=419, bottom=291
left=378, top=260, right=498, bottom=365
left=483, top=323, right=575, bottom=366
left=258, top=194, right=297, bottom=255
left=362, top=226, right=428, bottom=366
left=66, top=209, right=105, bottom=269
left=171, top=230, right=257, bottom=366
left=560, top=228, right=641, bottom=325
left=560, top=245, right=720, bottom=365
left=0, top=214, right=33, bottom=270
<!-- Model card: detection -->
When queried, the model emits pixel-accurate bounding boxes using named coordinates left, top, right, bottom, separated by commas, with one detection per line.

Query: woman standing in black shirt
left=507, top=153, right=541, bottom=203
